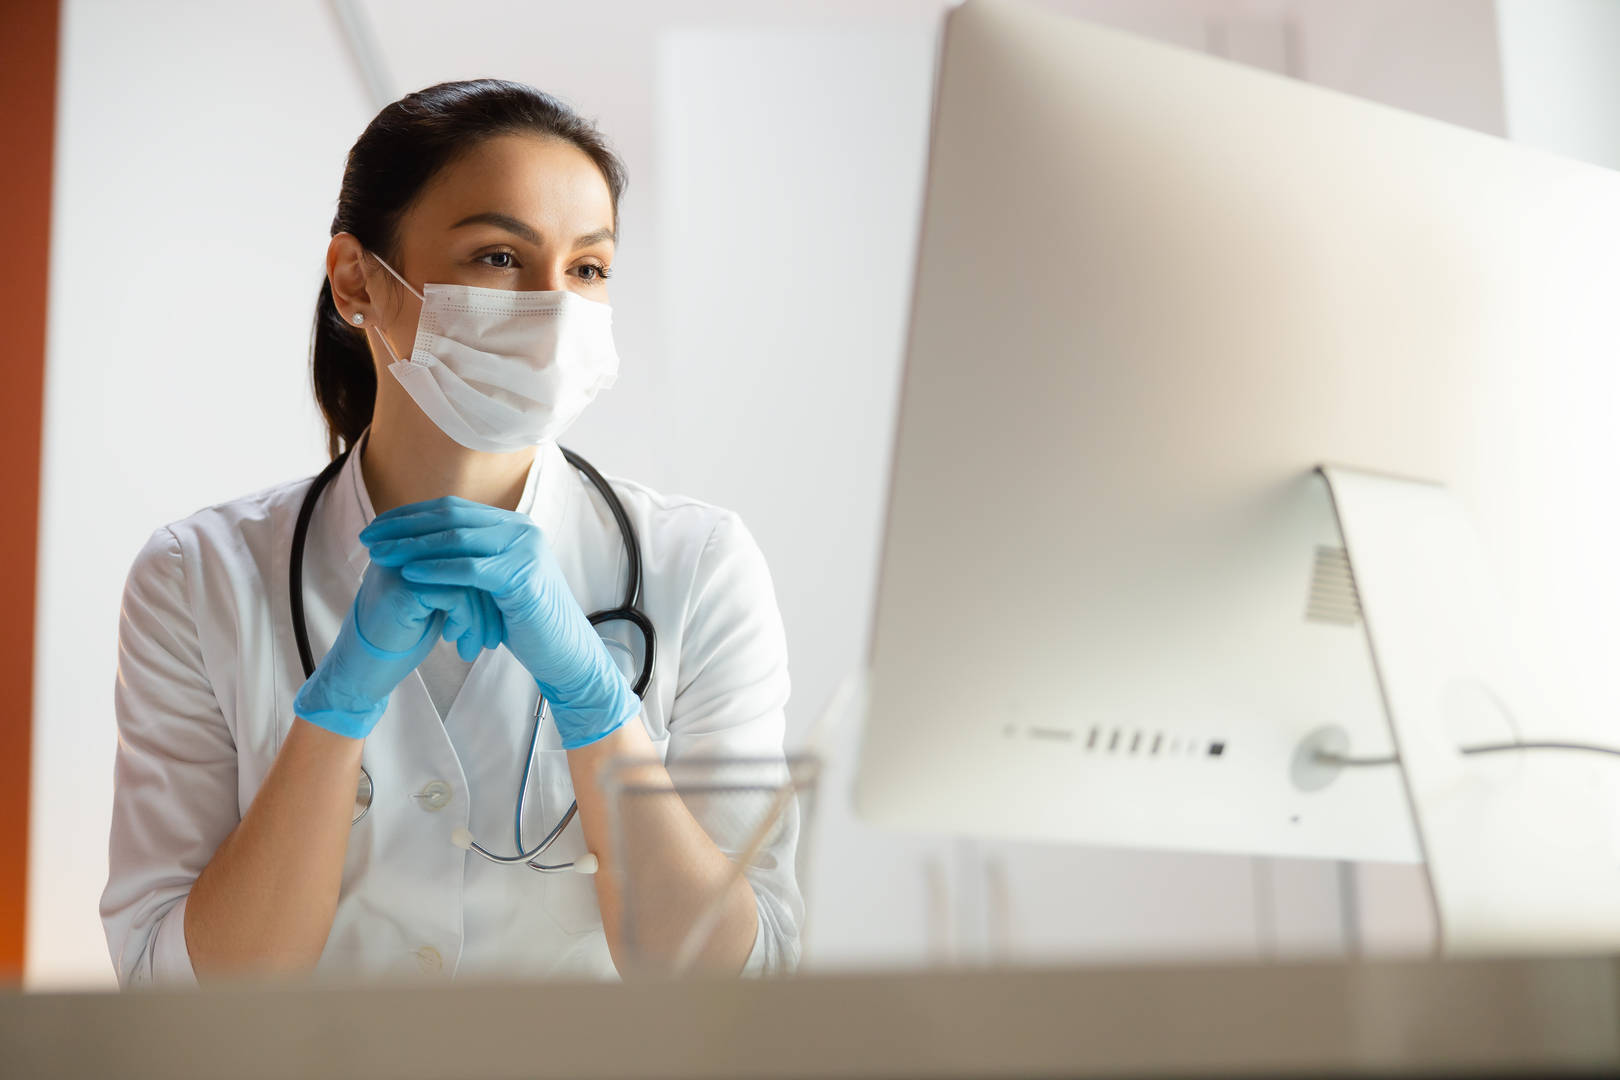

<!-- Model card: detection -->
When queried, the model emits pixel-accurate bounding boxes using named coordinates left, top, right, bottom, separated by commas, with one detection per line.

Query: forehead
left=408, top=133, right=615, bottom=237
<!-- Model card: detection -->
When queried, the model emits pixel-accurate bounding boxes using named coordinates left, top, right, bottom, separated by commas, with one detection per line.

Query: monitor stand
left=1318, top=465, right=1620, bottom=955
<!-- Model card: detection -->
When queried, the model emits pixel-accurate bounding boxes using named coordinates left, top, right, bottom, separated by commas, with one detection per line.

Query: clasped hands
left=291, top=497, right=638, bottom=748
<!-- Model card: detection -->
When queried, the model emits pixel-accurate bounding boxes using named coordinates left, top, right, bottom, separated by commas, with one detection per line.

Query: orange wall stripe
left=0, top=0, right=59, bottom=981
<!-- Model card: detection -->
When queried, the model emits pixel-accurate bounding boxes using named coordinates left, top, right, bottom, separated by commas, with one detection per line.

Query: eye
left=575, top=263, right=613, bottom=284
left=476, top=250, right=519, bottom=269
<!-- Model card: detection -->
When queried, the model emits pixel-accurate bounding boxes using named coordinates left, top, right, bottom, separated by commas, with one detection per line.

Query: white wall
left=1497, top=0, right=1620, bottom=170
left=33, top=0, right=1509, bottom=987
left=29, top=0, right=367, bottom=989
left=1056, top=0, right=1506, bottom=135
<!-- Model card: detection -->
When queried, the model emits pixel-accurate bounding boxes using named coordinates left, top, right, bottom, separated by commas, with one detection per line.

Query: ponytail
left=311, top=277, right=377, bottom=459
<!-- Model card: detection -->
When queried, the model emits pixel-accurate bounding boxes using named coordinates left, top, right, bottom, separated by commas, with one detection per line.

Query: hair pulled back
left=312, top=79, right=627, bottom=458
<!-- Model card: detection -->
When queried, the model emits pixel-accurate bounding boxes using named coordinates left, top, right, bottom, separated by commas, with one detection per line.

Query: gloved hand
left=292, top=562, right=504, bottom=739
left=359, top=497, right=639, bottom=749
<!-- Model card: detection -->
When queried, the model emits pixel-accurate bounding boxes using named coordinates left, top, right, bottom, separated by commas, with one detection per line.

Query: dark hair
left=311, top=79, right=627, bottom=458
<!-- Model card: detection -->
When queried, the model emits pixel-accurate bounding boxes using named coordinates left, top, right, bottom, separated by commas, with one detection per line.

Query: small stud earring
left=351, top=313, right=365, bottom=326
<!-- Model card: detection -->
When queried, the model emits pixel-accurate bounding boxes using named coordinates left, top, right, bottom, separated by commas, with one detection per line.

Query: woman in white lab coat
left=100, top=79, right=801, bottom=986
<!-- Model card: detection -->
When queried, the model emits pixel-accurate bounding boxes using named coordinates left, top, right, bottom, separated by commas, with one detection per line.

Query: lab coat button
left=414, top=780, right=452, bottom=811
left=414, top=946, right=443, bottom=974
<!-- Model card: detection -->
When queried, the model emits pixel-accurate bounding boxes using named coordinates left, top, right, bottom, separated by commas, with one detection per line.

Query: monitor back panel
left=854, top=0, right=1620, bottom=861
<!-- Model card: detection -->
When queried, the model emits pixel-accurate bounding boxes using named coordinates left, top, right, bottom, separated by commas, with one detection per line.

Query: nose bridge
left=530, top=256, right=567, bottom=292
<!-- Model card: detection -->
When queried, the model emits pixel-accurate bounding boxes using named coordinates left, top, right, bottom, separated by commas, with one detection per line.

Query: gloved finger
left=360, top=502, right=515, bottom=544
left=365, top=525, right=523, bottom=567
left=405, top=610, right=448, bottom=668
left=363, top=514, right=517, bottom=551
left=401, top=582, right=478, bottom=615
left=441, top=603, right=472, bottom=645
left=454, top=587, right=500, bottom=660
left=398, top=557, right=503, bottom=592
left=409, top=585, right=491, bottom=651
left=478, top=589, right=504, bottom=651
left=354, top=565, right=444, bottom=653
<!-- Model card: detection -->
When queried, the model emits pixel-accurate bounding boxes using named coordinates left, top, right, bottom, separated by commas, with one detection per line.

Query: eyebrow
left=449, top=212, right=616, bottom=249
left=572, top=227, right=617, bottom=248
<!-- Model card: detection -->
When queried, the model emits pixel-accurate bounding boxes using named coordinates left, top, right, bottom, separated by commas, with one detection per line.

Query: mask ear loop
left=365, top=320, right=408, bottom=367
left=370, top=251, right=426, bottom=303
left=361, top=251, right=426, bottom=366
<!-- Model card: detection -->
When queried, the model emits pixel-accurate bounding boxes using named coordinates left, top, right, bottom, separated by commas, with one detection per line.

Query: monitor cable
left=1317, top=741, right=1620, bottom=768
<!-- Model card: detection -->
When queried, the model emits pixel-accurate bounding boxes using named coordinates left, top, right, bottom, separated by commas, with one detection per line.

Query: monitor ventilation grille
left=1305, top=546, right=1361, bottom=626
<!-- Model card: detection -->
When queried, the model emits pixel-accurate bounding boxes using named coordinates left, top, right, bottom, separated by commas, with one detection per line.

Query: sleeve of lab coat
left=100, top=526, right=238, bottom=988
left=668, top=511, right=802, bottom=976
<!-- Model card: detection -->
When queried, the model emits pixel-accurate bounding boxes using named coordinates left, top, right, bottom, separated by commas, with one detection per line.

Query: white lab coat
left=101, top=438, right=802, bottom=986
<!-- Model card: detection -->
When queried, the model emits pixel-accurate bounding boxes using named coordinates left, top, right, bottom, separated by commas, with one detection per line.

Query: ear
left=326, top=233, right=374, bottom=325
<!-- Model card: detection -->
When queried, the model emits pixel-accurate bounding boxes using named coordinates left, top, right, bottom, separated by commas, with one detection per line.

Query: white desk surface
left=4, top=956, right=1618, bottom=1078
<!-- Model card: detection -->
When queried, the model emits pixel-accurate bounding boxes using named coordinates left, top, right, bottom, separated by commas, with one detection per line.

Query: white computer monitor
left=854, top=0, right=1620, bottom=953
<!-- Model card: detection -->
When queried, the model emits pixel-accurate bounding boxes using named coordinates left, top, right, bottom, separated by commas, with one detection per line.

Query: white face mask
left=366, top=253, right=620, bottom=454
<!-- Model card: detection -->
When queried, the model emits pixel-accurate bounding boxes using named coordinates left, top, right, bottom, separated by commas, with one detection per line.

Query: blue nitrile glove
left=359, top=497, right=639, bottom=749
left=292, top=563, right=505, bottom=739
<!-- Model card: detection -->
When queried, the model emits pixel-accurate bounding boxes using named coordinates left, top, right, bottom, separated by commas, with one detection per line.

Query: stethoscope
left=289, top=444, right=655, bottom=874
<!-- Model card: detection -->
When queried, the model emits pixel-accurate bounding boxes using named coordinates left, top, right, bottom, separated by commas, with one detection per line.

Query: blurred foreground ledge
left=2, top=955, right=1617, bottom=1078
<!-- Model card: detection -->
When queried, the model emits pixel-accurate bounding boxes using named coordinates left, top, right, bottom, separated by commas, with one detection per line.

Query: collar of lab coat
left=329, top=430, right=576, bottom=582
